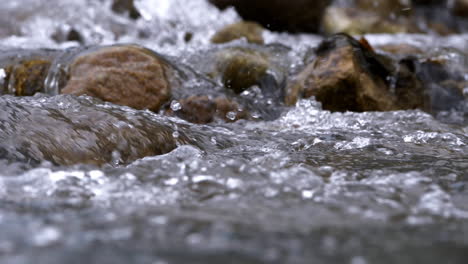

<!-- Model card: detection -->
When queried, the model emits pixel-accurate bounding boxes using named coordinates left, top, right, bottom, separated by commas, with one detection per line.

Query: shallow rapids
left=0, top=0, right=467, bottom=263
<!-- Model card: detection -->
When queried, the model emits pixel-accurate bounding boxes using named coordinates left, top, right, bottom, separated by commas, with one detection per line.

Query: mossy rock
left=2, top=59, right=51, bottom=96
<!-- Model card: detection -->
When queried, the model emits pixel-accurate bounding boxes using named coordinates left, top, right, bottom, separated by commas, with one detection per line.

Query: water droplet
left=170, top=100, right=182, bottom=111
left=301, top=190, right=314, bottom=199
left=0, top=69, right=6, bottom=86
left=210, top=136, right=217, bottom=144
left=164, top=178, right=179, bottom=186
left=226, top=178, right=243, bottom=189
left=350, top=256, right=367, bottom=264
left=226, top=111, right=237, bottom=121
left=32, top=226, right=62, bottom=247
left=264, top=187, right=279, bottom=198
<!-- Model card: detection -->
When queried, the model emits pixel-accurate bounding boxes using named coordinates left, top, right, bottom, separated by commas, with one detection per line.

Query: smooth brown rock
left=208, top=0, right=331, bottom=33
left=286, top=34, right=426, bottom=112
left=211, top=21, right=264, bottom=45
left=61, top=45, right=174, bottom=112
left=453, top=0, right=468, bottom=17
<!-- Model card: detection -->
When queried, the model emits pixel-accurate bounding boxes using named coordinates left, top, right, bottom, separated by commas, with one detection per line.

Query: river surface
left=0, top=0, right=468, bottom=263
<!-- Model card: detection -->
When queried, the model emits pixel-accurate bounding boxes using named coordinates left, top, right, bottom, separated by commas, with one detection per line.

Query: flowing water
left=0, top=0, right=468, bottom=263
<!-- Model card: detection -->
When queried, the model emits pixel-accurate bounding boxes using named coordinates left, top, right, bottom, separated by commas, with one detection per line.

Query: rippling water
left=0, top=0, right=467, bottom=263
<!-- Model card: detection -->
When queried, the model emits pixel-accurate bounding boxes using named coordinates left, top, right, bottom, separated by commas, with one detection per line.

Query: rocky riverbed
left=0, top=0, right=467, bottom=263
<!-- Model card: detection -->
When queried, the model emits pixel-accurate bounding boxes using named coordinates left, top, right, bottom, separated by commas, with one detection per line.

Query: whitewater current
left=0, top=0, right=467, bottom=263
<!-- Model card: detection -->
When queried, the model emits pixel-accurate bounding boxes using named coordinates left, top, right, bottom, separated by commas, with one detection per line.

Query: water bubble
left=32, top=226, right=62, bottom=247
left=226, top=178, right=243, bottom=189
left=226, top=111, right=237, bottom=121
left=164, top=178, right=179, bottom=186
left=301, top=190, right=314, bottom=199
left=0, top=69, right=5, bottom=86
left=350, top=256, right=367, bottom=264
left=170, top=100, right=182, bottom=111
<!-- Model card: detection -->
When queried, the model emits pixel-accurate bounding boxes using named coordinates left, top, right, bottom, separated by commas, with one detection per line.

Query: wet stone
left=287, top=34, right=402, bottom=111
left=61, top=45, right=176, bottom=112
left=165, top=95, right=249, bottom=124
left=211, top=21, right=264, bottom=45
left=213, top=47, right=286, bottom=101
left=0, top=95, right=192, bottom=166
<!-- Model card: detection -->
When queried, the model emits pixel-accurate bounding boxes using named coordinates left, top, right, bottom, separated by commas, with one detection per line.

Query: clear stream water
left=0, top=0, right=467, bottom=263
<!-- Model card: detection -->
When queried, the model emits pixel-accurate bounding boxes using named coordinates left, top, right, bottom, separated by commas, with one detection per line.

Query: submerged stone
left=208, top=0, right=331, bottom=33
left=0, top=95, right=191, bottom=166
left=211, top=21, right=264, bottom=45
left=61, top=45, right=175, bottom=112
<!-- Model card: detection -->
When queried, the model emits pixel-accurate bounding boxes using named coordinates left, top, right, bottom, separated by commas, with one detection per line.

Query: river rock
left=453, top=0, right=468, bottom=17
left=61, top=45, right=175, bottom=112
left=0, top=95, right=191, bottom=166
left=208, top=0, right=331, bottom=33
left=286, top=34, right=427, bottom=112
left=111, top=0, right=140, bottom=19
left=3, top=60, right=51, bottom=96
left=166, top=95, right=249, bottom=124
left=0, top=49, right=61, bottom=96
left=212, top=46, right=287, bottom=101
left=211, top=21, right=264, bottom=45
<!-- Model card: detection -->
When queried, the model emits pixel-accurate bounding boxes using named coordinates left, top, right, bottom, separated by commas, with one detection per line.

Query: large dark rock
left=453, top=0, right=468, bottom=17
left=286, top=34, right=426, bottom=112
left=208, top=0, right=331, bottom=33
left=0, top=95, right=192, bottom=166
left=61, top=45, right=176, bottom=112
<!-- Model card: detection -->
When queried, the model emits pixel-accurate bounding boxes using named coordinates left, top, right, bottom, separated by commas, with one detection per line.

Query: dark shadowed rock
left=111, top=0, right=140, bottom=19
left=286, top=34, right=426, bottom=112
left=211, top=21, right=264, bottom=45
left=208, top=0, right=331, bottom=33
left=453, top=0, right=468, bottom=17
left=61, top=45, right=176, bottom=112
